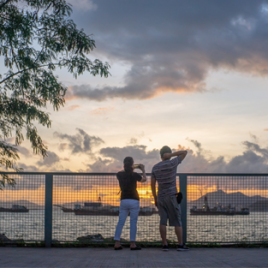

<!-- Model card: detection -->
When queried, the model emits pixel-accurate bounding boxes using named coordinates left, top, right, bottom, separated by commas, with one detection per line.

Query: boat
left=61, top=204, right=81, bottom=212
left=62, top=207, right=75, bottom=212
left=190, top=196, right=249, bottom=216
left=73, top=202, right=157, bottom=216
left=58, top=195, right=157, bottom=216
left=0, top=205, right=29, bottom=213
left=139, top=206, right=157, bottom=216
left=235, top=208, right=250, bottom=215
left=75, top=207, right=119, bottom=216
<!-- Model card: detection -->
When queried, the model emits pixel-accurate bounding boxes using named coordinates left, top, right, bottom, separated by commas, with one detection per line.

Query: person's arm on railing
left=151, top=175, right=157, bottom=207
left=163, top=150, right=187, bottom=161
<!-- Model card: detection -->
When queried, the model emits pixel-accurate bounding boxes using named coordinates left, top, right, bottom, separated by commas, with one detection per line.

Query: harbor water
left=1, top=210, right=268, bottom=243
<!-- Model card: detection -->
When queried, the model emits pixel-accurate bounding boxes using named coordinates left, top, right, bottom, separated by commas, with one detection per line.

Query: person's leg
left=168, top=196, right=189, bottom=250
left=175, top=225, right=189, bottom=250
left=175, top=226, right=183, bottom=245
left=160, top=224, right=168, bottom=245
left=129, top=200, right=140, bottom=248
left=114, top=200, right=129, bottom=247
left=158, top=197, right=168, bottom=246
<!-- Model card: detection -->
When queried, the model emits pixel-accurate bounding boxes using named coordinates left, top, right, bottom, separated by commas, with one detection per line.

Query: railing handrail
left=1, top=172, right=268, bottom=176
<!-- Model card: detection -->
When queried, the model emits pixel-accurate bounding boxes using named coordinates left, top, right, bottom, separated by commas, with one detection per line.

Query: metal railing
left=0, top=172, right=268, bottom=246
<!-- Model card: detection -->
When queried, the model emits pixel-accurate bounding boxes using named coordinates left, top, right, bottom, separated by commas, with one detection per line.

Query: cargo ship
left=190, top=196, right=249, bottom=215
left=74, top=202, right=119, bottom=216
left=74, top=203, right=157, bottom=216
left=59, top=201, right=157, bottom=216
left=61, top=207, right=75, bottom=212
left=0, top=205, right=29, bottom=213
left=60, top=204, right=82, bottom=212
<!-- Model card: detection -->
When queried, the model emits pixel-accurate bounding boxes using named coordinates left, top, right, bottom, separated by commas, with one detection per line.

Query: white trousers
left=114, top=199, right=140, bottom=242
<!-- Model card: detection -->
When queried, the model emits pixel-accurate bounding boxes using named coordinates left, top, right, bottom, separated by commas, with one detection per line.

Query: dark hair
left=123, top=156, right=134, bottom=175
left=160, top=146, right=172, bottom=158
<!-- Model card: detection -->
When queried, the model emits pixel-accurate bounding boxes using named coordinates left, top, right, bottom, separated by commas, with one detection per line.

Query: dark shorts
left=158, top=195, right=182, bottom=227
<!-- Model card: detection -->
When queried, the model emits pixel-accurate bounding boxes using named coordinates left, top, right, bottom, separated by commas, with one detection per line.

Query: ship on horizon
left=0, top=204, right=29, bottom=213
left=58, top=197, right=157, bottom=216
left=190, top=196, right=249, bottom=216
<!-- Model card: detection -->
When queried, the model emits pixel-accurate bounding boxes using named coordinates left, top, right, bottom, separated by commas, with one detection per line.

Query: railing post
left=45, top=173, right=53, bottom=247
left=179, top=174, right=187, bottom=244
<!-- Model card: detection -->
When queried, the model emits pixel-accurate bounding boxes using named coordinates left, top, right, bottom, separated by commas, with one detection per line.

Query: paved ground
left=0, top=247, right=267, bottom=267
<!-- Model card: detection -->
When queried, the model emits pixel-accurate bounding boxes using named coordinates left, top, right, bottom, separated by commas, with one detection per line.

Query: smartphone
left=133, top=164, right=140, bottom=169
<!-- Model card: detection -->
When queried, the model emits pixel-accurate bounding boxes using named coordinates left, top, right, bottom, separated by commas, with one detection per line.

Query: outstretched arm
left=163, top=150, right=187, bottom=161
left=151, top=175, right=157, bottom=207
left=136, top=164, right=147, bottom=182
left=140, top=167, right=147, bottom=182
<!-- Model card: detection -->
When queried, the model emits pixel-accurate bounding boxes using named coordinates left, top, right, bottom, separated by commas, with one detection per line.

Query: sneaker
left=177, top=244, right=189, bottom=251
left=162, top=244, right=169, bottom=251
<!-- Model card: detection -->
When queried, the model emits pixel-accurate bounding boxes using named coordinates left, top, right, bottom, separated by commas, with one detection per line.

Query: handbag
left=176, top=192, right=183, bottom=204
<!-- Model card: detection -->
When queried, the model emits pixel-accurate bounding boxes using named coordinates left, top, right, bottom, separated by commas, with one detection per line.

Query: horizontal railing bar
left=1, top=172, right=268, bottom=176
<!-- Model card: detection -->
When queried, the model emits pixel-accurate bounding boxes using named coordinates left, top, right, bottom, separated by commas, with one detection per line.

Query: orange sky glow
left=1, top=184, right=268, bottom=206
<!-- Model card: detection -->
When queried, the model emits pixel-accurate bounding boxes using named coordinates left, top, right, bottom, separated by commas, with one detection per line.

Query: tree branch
left=34, top=47, right=44, bottom=64
left=0, top=0, right=12, bottom=10
left=0, top=14, right=12, bottom=21
left=0, top=63, right=59, bottom=84
left=10, top=43, right=20, bottom=71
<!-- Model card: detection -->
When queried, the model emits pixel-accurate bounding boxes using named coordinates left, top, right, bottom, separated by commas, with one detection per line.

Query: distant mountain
left=188, top=190, right=268, bottom=209
left=250, top=200, right=268, bottom=212
left=0, top=200, right=43, bottom=210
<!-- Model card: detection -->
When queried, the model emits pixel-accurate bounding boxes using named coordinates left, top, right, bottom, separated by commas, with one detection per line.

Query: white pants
left=114, top=199, right=140, bottom=242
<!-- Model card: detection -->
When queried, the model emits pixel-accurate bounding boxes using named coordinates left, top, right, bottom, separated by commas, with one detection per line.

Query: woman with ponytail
left=114, top=156, right=147, bottom=250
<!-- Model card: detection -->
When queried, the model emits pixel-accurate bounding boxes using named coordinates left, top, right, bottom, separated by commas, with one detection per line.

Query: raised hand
left=139, top=164, right=145, bottom=172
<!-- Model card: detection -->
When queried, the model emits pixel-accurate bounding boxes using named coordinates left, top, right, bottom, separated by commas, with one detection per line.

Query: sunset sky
left=2, top=0, right=268, bottom=175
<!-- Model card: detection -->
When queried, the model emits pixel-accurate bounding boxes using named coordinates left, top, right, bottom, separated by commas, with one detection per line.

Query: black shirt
left=116, top=171, right=142, bottom=201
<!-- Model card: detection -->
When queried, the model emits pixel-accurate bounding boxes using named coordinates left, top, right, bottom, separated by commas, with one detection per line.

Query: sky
left=2, top=0, right=268, bottom=176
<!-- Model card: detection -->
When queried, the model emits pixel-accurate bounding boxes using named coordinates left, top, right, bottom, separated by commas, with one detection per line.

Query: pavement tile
left=0, top=248, right=268, bottom=268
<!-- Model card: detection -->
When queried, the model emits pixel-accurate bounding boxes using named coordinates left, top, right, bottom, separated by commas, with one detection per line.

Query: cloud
left=6, top=168, right=84, bottom=191
left=128, top=138, right=138, bottom=145
left=59, top=143, right=68, bottom=151
left=36, top=151, right=60, bottom=167
left=0, top=140, right=30, bottom=157
left=87, top=145, right=160, bottom=172
left=66, top=72, right=201, bottom=101
left=8, top=164, right=41, bottom=190
left=87, top=157, right=117, bottom=172
left=68, top=0, right=97, bottom=11
left=67, top=0, right=268, bottom=101
left=87, top=139, right=268, bottom=176
left=5, top=137, right=15, bottom=143
left=67, top=105, right=80, bottom=111
left=17, top=146, right=30, bottom=157
left=54, top=128, right=104, bottom=154
left=16, top=163, right=39, bottom=172
left=53, top=175, right=94, bottom=191
left=100, top=145, right=159, bottom=162
left=86, top=139, right=268, bottom=191
left=242, top=141, right=268, bottom=158
left=7, top=137, right=268, bottom=191
left=187, top=138, right=202, bottom=153
left=90, top=107, right=115, bottom=115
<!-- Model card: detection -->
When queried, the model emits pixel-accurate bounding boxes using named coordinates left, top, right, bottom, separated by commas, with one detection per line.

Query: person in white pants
left=114, top=156, right=147, bottom=250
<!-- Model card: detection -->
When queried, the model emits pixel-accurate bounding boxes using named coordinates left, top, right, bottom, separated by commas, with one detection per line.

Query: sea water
left=1, top=210, right=268, bottom=243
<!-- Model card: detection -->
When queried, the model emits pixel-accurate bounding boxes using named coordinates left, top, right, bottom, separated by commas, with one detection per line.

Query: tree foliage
left=0, top=0, right=110, bottom=188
